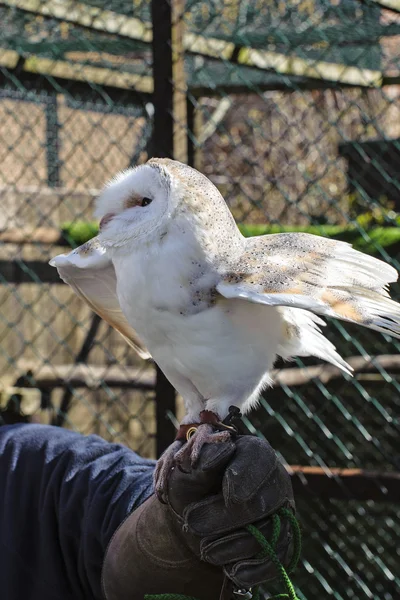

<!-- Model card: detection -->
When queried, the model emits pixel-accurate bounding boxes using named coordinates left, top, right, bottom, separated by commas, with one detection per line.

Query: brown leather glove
left=102, top=436, right=295, bottom=600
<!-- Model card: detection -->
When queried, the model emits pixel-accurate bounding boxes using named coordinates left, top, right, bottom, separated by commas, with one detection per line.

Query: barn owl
left=51, top=158, right=400, bottom=494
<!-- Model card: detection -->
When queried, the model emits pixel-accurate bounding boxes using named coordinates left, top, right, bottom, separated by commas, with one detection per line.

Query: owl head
left=94, top=158, right=240, bottom=248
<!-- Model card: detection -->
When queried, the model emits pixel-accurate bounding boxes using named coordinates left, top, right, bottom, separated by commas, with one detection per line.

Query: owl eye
left=141, top=197, right=153, bottom=207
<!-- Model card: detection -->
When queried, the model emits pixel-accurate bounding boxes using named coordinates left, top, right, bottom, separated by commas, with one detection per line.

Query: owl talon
left=154, top=439, right=184, bottom=502
left=191, top=425, right=232, bottom=466
left=154, top=410, right=240, bottom=502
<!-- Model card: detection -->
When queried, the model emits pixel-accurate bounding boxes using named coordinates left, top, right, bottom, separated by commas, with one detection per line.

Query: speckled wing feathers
left=49, top=238, right=151, bottom=359
left=217, top=232, right=400, bottom=338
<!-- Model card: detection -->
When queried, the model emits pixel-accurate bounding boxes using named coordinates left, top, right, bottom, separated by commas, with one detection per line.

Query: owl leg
left=175, top=423, right=232, bottom=466
left=152, top=370, right=205, bottom=500
left=174, top=393, right=248, bottom=466
left=154, top=410, right=229, bottom=500
left=174, top=405, right=242, bottom=467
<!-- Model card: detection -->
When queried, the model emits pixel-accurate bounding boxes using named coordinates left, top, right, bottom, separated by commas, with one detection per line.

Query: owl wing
left=50, top=238, right=151, bottom=359
left=217, top=232, right=400, bottom=338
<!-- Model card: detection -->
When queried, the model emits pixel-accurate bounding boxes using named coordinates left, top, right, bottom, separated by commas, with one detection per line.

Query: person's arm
left=0, top=424, right=155, bottom=600
left=102, top=436, right=296, bottom=600
left=0, top=424, right=295, bottom=600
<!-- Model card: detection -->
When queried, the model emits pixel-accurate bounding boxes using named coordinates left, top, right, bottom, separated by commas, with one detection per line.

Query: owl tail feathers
left=278, top=284, right=400, bottom=375
left=278, top=308, right=353, bottom=376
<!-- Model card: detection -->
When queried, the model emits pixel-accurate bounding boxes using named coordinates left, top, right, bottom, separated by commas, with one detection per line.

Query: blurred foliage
left=61, top=221, right=100, bottom=246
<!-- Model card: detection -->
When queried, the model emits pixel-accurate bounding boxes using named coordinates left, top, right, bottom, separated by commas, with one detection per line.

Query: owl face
left=94, top=162, right=172, bottom=246
left=94, top=158, right=239, bottom=250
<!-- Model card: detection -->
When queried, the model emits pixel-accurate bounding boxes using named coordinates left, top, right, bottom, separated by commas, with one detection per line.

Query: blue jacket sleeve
left=0, top=424, right=155, bottom=600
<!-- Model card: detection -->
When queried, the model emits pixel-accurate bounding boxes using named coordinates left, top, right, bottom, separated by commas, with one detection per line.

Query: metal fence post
left=151, top=0, right=188, bottom=455
left=45, top=93, right=61, bottom=188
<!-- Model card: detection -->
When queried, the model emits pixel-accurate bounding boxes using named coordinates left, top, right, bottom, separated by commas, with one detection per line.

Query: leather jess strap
left=175, top=410, right=220, bottom=442
left=175, top=410, right=239, bottom=442
left=175, top=423, right=200, bottom=442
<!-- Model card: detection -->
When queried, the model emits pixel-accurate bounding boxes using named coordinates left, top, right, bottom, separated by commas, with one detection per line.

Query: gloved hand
left=167, top=435, right=296, bottom=591
left=102, top=435, right=295, bottom=600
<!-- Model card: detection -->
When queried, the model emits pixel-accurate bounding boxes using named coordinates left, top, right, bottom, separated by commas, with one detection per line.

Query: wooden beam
left=271, top=354, right=400, bottom=386
left=0, top=0, right=384, bottom=88
left=288, top=465, right=400, bottom=502
left=0, top=48, right=19, bottom=68
left=1, top=51, right=365, bottom=101
left=360, top=0, right=400, bottom=13
left=45, top=93, right=61, bottom=188
left=0, top=66, right=150, bottom=106
left=171, top=0, right=187, bottom=162
left=9, top=355, right=400, bottom=390
left=2, top=0, right=152, bottom=42
left=187, top=97, right=203, bottom=171
left=238, top=47, right=382, bottom=88
left=12, top=361, right=155, bottom=390
left=23, top=55, right=153, bottom=93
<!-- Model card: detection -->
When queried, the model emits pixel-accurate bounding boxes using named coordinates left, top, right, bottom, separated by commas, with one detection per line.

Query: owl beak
left=99, top=213, right=115, bottom=230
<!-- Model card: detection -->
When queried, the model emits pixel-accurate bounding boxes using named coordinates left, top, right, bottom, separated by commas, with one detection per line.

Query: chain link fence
left=1, top=1, right=399, bottom=599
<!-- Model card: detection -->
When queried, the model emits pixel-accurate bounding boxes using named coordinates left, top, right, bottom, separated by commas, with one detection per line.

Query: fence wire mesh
left=0, top=1, right=399, bottom=599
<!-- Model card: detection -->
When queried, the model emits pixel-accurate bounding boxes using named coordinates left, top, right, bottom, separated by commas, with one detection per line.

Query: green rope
left=279, top=508, right=302, bottom=574
left=145, top=508, right=301, bottom=600
left=270, top=513, right=281, bottom=548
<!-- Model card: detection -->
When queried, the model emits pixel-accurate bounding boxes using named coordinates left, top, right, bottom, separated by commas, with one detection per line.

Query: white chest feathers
left=112, top=233, right=285, bottom=402
left=113, top=232, right=218, bottom=339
